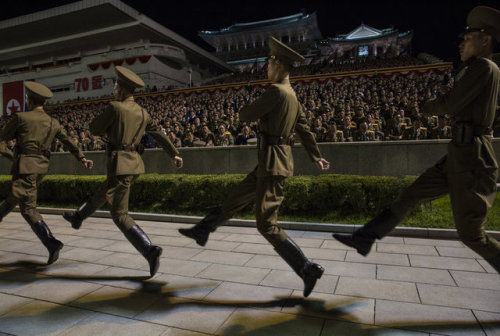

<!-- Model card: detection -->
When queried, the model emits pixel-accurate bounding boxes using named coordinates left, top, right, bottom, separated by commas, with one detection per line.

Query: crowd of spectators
left=0, top=60, right=456, bottom=153
left=204, top=55, right=425, bottom=85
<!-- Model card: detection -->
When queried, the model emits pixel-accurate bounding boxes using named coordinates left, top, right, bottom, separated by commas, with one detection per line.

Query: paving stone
left=375, top=300, right=484, bottom=335
left=59, top=247, right=114, bottom=263
left=0, top=239, right=40, bottom=253
left=281, top=290, right=375, bottom=325
left=232, top=242, right=275, bottom=255
left=161, top=327, right=211, bottom=336
left=222, top=233, right=268, bottom=244
left=302, top=231, right=336, bottom=239
left=66, top=237, right=112, bottom=249
left=160, top=246, right=204, bottom=260
left=152, top=236, right=193, bottom=247
left=312, top=260, right=376, bottom=278
left=217, top=226, right=257, bottom=234
left=321, top=239, right=357, bottom=251
left=87, top=266, right=159, bottom=290
left=335, top=277, right=419, bottom=303
left=436, top=246, right=483, bottom=259
left=0, top=292, right=33, bottom=316
left=37, top=260, right=110, bottom=277
left=197, top=264, right=270, bottom=284
left=418, top=283, right=500, bottom=312
left=136, top=296, right=236, bottom=334
left=99, top=241, right=137, bottom=253
left=346, top=251, right=410, bottom=266
left=216, top=307, right=324, bottom=336
left=290, top=238, right=324, bottom=248
left=410, top=255, right=485, bottom=272
left=377, top=265, right=455, bottom=285
left=376, top=243, right=438, bottom=256
left=244, top=255, right=290, bottom=270
left=322, top=320, right=431, bottom=335
left=205, top=282, right=292, bottom=308
left=190, top=250, right=254, bottom=266
left=451, top=270, right=500, bottom=291
left=478, top=259, right=498, bottom=273
left=404, top=238, right=463, bottom=247
left=59, top=312, right=168, bottom=336
left=154, top=273, right=221, bottom=300
left=11, top=278, right=103, bottom=304
left=70, top=285, right=161, bottom=318
left=474, top=310, right=500, bottom=336
left=378, top=237, right=405, bottom=244
left=260, top=269, right=337, bottom=294
left=184, top=240, right=240, bottom=251
left=160, top=259, right=211, bottom=277
left=302, top=247, right=346, bottom=261
left=95, top=252, right=148, bottom=270
left=0, top=300, right=95, bottom=336
left=0, top=268, right=48, bottom=293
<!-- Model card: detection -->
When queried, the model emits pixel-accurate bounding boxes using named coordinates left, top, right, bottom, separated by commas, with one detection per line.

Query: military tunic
left=86, top=97, right=178, bottom=232
left=0, top=108, right=85, bottom=224
left=221, top=78, right=321, bottom=245
left=389, top=57, right=500, bottom=260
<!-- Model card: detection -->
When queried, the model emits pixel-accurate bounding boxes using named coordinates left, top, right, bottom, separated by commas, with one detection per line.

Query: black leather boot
left=62, top=201, right=96, bottom=230
left=274, top=238, right=324, bottom=297
left=333, top=208, right=400, bottom=256
left=124, top=225, right=163, bottom=277
left=0, top=201, right=16, bottom=222
left=29, top=220, right=63, bottom=265
left=178, top=207, right=227, bottom=246
left=486, top=255, right=500, bottom=273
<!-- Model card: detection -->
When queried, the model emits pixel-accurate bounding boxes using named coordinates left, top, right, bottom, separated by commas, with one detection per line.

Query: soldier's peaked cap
left=115, top=66, right=145, bottom=89
left=269, top=37, right=304, bottom=65
left=463, top=6, right=500, bottom=42
left=24, top=81, right=53, bottom=100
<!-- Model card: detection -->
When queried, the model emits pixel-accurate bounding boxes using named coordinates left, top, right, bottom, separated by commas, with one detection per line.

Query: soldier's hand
left=81, top=158, right=94, bottom=169
left=315, top=158, right=330, bottom=171
left=173, top=156, right=183, bottom=169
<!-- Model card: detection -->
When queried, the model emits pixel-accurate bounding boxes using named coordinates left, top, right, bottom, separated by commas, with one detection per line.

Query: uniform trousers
left=221, top=167, right=288, bottom=246
left=388, top=159, right=500, bottom=259
left=88, top=174, right=139, bottom=233
left=0, top=174, right=45, bottom=224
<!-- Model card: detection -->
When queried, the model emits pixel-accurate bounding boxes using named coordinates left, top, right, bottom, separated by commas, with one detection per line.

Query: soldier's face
left=459, top=32, right=482, bottom=62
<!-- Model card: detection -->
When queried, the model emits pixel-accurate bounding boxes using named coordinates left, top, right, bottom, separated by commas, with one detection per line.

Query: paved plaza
left=0, top=212, right=498, bottom=335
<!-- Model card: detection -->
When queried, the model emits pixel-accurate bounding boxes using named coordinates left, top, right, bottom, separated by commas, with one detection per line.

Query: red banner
left=2, top=81, right=24, bottom=116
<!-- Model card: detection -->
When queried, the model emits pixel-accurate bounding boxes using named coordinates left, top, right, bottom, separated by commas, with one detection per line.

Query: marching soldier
left=62, top=66, right=183, bottom=277
left=334, top=6, right=500, bottom=273
left=0, top=81, right=93, bottom=264
left=179, top=37, right=330, bottom=297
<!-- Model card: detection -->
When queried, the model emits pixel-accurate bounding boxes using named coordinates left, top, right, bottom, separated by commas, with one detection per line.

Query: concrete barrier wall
left=0, top=139, right=499, bottom=177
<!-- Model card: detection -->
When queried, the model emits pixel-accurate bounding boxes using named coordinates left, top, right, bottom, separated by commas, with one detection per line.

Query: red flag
left=2, top=81, right=24, bottom=116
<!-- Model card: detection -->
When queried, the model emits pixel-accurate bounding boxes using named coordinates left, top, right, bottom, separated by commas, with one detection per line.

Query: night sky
left=1, top=0, right=499, bottom=64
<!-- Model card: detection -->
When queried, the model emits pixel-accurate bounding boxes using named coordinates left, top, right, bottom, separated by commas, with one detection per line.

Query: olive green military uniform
left=0, top=81, right=87, bottom=265
left=221, top=78, right=321, bottom=245
left=84, top=96, right=178, bottom=233
left=334, top=6, right=500, bottom=272
left=63, top=66, right=179, bottom=277
left=179, top=37, right=326, bottom=297
left=0, top=108, right=85, bottom=224
left=390, top=56, right=500, bottom=260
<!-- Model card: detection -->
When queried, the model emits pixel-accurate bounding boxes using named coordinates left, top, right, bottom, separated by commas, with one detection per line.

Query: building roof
left=200, top=12, right=317, bottom=36
left=0, top=0, right=233, bottom=72
left=331, top=23, right=401, bottom=42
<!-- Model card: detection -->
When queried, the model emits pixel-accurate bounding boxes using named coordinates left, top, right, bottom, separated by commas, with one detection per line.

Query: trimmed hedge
left=0, top=174, right=414, bottom=217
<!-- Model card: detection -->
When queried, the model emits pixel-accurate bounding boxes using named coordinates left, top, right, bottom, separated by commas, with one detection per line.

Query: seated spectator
left=235, top=125, right=256, bottom=145
left=214, top=124, right=234, bottom=146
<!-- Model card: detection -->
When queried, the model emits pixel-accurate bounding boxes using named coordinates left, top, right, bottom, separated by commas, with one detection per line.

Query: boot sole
left=149, top=247, right=163, bottom=277
left=332, top=234, right=371, bottom=256
left=62, top=213, right=82, bottom=230
left=47, top=242, right=64, bottom=265
left=178, top=229, right=208, bottom=247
